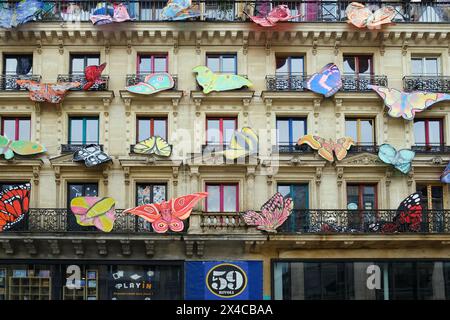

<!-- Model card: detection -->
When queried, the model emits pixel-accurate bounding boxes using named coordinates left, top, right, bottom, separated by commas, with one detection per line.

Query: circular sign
left=206, top=263, right=248, bottom=298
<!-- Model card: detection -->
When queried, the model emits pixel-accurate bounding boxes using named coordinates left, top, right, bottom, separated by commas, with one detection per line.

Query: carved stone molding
left=120, top=240, right=132, bottom=256
left=48, top=240, right=60, bottom=255
left=315, top=167, right=322, bottom=186
left=96, top=240, right=108, bottom=256
left=123, top=166, right=130, bottom=185
left=245, top=240, right=265, bottom=253
left=72, top=240, right=84, bottom=256
left=0, top=240, right=13, bottom=255
left=337, top=167, right=344, bottom=187
left=145, top=240, right=155, bottom=257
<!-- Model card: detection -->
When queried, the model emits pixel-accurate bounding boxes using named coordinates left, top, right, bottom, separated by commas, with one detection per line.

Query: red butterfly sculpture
left=124, top=192, right=208, bottom=233
left=0, top=183, right=30, bottom=232
left=83, top=63, right=107, bottom=91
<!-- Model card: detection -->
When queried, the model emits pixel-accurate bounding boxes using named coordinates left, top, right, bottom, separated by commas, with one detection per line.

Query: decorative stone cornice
left=190, top=90, right=254, bottom=108
left=119, top=90, right=183, bottom=113
left=62, top=90, right=115, bottom=105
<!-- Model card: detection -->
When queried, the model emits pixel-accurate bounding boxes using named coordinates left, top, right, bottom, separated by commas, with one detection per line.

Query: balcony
left=27, top=1, right=450, bottom=23
left=272, top=143, right=313, bottom=153
left=341, top=75, right=388, bottom=92
left=411, top=144, right=450, bottom=154
left=348, top=144, right=379, bottom=154
left=0, top=74, right=41, bottom=91
left=126, top=74, right=178, bottom=90
left=265, top=74, right=306, bottom=92
left=403, top=75, right=450, bottom=93
left=61, top=144, right=103, bottom=153
left=56, top=74, right=109, bottom=91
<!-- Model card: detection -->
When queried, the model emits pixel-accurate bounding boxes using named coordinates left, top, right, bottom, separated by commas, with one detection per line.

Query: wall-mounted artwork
left=160, top=0, right=200, bottom=21
left=0, top=0, right=50, bottom=29
left=378, top=143, right=415, bottom=174
left=441, top=162, right=450, bottom=184
left=90, top=3, right=134, bottom=25
left=133, top=136, right=172, bottom=157
left=245, top=5, right=301, bottom=27
left=345, top=2, right=395, bottom=30
left=83, top=63, right=107, bottom=90
left=0, top=135, right=46, bottom=160
left=73, top=145, right=112, bottom=167
left=124, top=192, right=208, bottom=233
left=369, top=85, right=450, bottom=120
left=297, top=135, right=354, bottom=162
left=0, top=184, right=31, bottom=232
left=193, top=66, right=253, bottom=94
left=16, top=80, right=81, bottom=103
left=305, top=63, right=342, bottom=97
left=221, top=127, right=258, bottom=160
left=241, top=193, right=293, bottom=233
left=126, top=73, right=175, bottom=95
left=70, top=197, right=116, bottom=232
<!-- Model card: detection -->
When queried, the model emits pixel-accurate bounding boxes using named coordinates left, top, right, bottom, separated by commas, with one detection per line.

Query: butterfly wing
left=73, top=145, right=111, bottom=167
left=14, top=0, right=44, bottom=27
left=367, top=6, right=395, bottom=29
left=368, top=85, right=406, bottom=119
left=406, top=92, right=450, bottom=120
left=126, top=73, right=175, bottom=95
left=305, top=63, right=342, bottom=97
left=441, top=162, right=450, bottom=184
left=154, top=136, right=172, bottom=157
left=298, top=134, right=334, bottom=162
left=171, top=192, right=208, bottom=221
left=395, top=192, right=423, bottom=232
left=223, top=127, right=258, bottom=160
left=392, top=149, right=415, bottom=174
left=133, top=137, right=156, bottom=155
left=85, top=197, right=116, bottom=232
left=345, top=2, right=372, bottom=28
left=378, top=144, right=397, bottom=165
left=10, top=140, right=46, bottom=157
left=334, top=137, right=355, bottom=161
left=123, top=203, right=162, bottom=224
left=0, top=183, right=30, bottom=232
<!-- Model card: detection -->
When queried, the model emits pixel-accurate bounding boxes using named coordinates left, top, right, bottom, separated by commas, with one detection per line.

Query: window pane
left=360, top=120, right=374, bottom=145
left=290, top=57, right=304, bottom=74
left=70, top=57, right=85, bottom=74
left=292, top=185, right=309, bottom=209
left=345, top=120, right=358, bottom=143
left=87, top=57, right=100, bottom=67
left=154, top=57, right=167, bottom=72
left=153, top=185, right=166, bottom=203
left=411, top=58, right=423, bottom=75
left=428, top=120, right=441, bottom=145
left=276, top=119, right=289, bottom=145
left=4, top=56, right=32, bottom=75
left=425, top=58, right=438, bottom=75
left=206, top=185, right=220, bottom=212
left=222, top=119, right=236, bottom=145
left=2, top=119, right=16, bottom=140
left=223, top=185, right=237, bottom=212
left=362, top=186, right=376, bottom=210
left=154, top=119, right=167, bottom=140
left=138, top=119, right=151, bottom=141
left=18, top=119, right=31, bottom=141
left=139, top=57, right=152, bottom=74
left=292, top=120, right=306, bottom=142
left=277, top=185, right=291, bottom=197
left=413, top=121, right=426, bottom=145
left=84, top=184, right=98, bottom=197
left=85, top=119, right=99, bottom=144
left=137, top=184, right=152, bottom=205
left=358, top=56, right=372, bottom=75
left=4, top=58, right=17, bottom=74
left=206, top=56, right=220, bottom=73
left=222, top=56, right=236, bottom=74
left=343, top=56, right=356, bottom=74
left=207, top=119, right=220, bottom=144
left=346, top=185, right=359, bottom=208
left=69, top=119, right=83, bottom=144
left=275, top=57, right=289, bottom=74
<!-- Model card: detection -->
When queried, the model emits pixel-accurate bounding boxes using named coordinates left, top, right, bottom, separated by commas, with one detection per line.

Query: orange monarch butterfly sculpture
left=345, top=2, right=395, bottom=30
left=298, top=135, right=355, bottom=162
left=124, top=192, right=207, bottom=233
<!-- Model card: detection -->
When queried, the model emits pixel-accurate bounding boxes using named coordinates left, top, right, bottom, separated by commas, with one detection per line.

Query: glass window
left=275, top=56, right=304, bottom=75
left=136, top=184, right=167, bottom=205
left=277, top=184, right=309, bottom=232
left=414, top=119, right=443, bottom=146
left=3, top=55, right=33, bottom=76
left=206, top=54, right=237, bottom=74
left=70, top=54, right=100, bottom=74
left=346, top=184, right=377, bottom=229
left=69, top=117, right=99, bottom=145
left=345, top=118, right=375, bottom=145
left=206, top=118, right=237, bottom=145
left=411, top=57, right=440, bottom=76
left=138, top=54, right=168, bottom=74
left=343, top=55, right=373, bottom=75
left=136, top=117, right=167, bottom=142
left=206, top=183, right=238, bottom=212
left=1, top=118, right=31, bottom=141
left=276, top=118, right=307, bottom=145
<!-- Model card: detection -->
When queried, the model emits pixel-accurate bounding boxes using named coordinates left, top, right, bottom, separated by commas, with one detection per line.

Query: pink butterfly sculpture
left=245, top=5, right=302, bottom=27
left=241, top=193, right=293, bottom=233
left=124, top=192, right=208, bottom=233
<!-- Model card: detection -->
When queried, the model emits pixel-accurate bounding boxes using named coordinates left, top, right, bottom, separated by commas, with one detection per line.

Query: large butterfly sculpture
left=70, top=197, right=116, bottom=232
left=124, top=192, right=208, bottom=233
left=241, top=192, right=293, bottom=233
left=378, top=144, right=415, bottom=174
left=245, top=5, right=301, bottom=27
left=0, top=0, right=49, bottom=29
left=345, top=2, right=396, bottom=30
left=441, top=162, right=450, bottom=184
left=0, top=135, right=46, bottom=160
left=216, top=127, right=259, bottom=160
left=193, top=66, right=253, bottom=94
left=297, top=135, right=354, bottom=162
left=133, top=136, right=172, bottom=157
left=83, top=63, right=107, bottom=91
left=0, top=183, right=30, bottom=232
left=126, top=73, right=175, bottom=95
left=305, top=63, right=342, bottom=97
left=90, top=3, right=134, bottom=25
left=160, top=0, right=200, bottom=21
left=369, top=193, right=424, bottom=233
left=73, top=145, right=112, bottom=167
left=16, top=80, right=81, bottom=104
left=369, top=85, right=450, bottom=121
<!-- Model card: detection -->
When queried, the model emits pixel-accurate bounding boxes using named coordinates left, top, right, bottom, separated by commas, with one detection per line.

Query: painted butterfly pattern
left=160, top=0, right=200, bottom=21
left=441, top=162, right=450, bottom=184
left=220, top=127, right=259, bottom=160
left=0, top=135, right=46, bottom=160
left=133, top=136, right=172, bottom=157
left=124, top=192, right=208, bottom=233
left=305, top=63, right=342, bottom=97
left=245, top=5, right=301, bottom=27
left=297, top=135, right=355, bottom=162
left=126, top=73, right=175, bottom=95
left=0, top=183, right=30, bottom=232
left=90, top=2, right=134, bottom=25
left=345, top=2, right=396, bottom=30
left=241, top=192, right=293, bottom=233
left=70, top=197, right=116, bottom=232
left=16, top=80, right=81, bottom=104
left=73, top=144, right=112, bottom=167
left=378, top=144, right=415, bottom=174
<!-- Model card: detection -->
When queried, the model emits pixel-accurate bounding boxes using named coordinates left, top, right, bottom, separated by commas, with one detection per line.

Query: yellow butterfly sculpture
left=133, top=136, right=172, bottom=157
left=298, top=134, right=354, bottom=162
left=219, top=127, right=259, bottom=160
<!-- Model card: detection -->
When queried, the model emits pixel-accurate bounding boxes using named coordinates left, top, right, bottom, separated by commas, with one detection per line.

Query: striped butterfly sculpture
left=219, top=127, right=259, bottom=160
left=133, top=136, right=172, bottom=157
left=70, top=197, right=117, bottom=232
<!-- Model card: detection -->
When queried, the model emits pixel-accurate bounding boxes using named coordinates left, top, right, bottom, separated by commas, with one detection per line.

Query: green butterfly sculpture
left=0, top=135, right=46, bottom=160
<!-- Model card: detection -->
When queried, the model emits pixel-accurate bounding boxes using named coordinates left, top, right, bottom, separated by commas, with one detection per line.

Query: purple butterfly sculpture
left=241, top=192, right=293, bottom=233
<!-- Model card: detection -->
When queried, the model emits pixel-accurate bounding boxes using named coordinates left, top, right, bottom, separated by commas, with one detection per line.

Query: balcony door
left=346, top=184, right=377, bottom=230
left=67, top=183, right=98, bottom=231
left=416, top=184, right=445, bottom=232
left=411, top=57, right=440, bottom=76
left=136, top=183, right=167, bottom=231
left=70, top=54, right=100, bottom=75
left=343, top=55, right=373, bottom=91
left=277, top=184, right=309, bottom=232
left=413, top=119, right=443, bottom=151
left=2, top=54, right=33, bottom=90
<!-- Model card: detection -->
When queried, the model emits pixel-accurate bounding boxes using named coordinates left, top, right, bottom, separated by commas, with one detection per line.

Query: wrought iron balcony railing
left=347, top=144, right=379, bottom=154
left=13, top=1, right=450, bottom=23
left=265, top=74, right=307, bottom=91
left=0, top=74, right=41, bottom=91
left=61, top=143, right=103, bottom=153
left=403, top=75, right=450, bottom=93
left=273, top=143, right=313, bottom=153
left=411, top=144, right=450, bottom=154
left=341, top=74, right=388, bottom=92
left=126, top=74, right=178, bottom=90
left=56, top=74, right=109, bottom=91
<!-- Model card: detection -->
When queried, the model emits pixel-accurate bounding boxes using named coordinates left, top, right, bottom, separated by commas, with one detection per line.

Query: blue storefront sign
left=185, top=261, right=263, bottom=300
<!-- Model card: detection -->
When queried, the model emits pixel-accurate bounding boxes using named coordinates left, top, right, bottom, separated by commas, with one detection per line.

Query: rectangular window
left=206, top=117, right=237, bottom=145
left=136, top=117, right=167, bottom=142
left=275, top=56, right=304, bottom=75
left=345, top=118, right=375, bottom=145
left=136, top=183, right=167, bottom=205
left=411, top=57, right=440, bottom=76
left=343, top=55, right=373, bottom=76
left=137, top=54, right=168, bottom=74
left=277, top=184, right=309, bottom=232
left=67, top=183, right=98, bottom=231
left=413, top=119, right=443, bottom=146
left=3, top=54, right=33, bottom=76
left=69, top=117, right=99, bottom=145
left=205, top=183, right=239, bottom=212
left=1, top=117, right=31, bottom=141
left=276, top=117, right=307, bottom=146
left=206, top=54, right=237, bottom=74
left=346, top=184, right=377, bottom=229
left=70, top=54, right=100, bottom=74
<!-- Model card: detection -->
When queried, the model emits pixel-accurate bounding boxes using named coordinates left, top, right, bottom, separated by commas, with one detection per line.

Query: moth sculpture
left=73, top=145, right=112, bottom=167
left=345, top=2, right=396, bottom=30
left=297, top=135, right=354, bottom=162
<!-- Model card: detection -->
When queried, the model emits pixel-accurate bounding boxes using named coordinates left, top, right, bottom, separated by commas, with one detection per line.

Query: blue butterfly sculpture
left=378, top=144, right=415, bottom=174
left=305, top=63, right=342, bottom=97
left=441, top=162, right=450, bottom=184
left=0, top=0, right=50, bottom=29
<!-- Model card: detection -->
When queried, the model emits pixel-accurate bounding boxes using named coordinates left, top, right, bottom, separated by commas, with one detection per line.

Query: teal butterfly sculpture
left=378, top=144, right=415, bottom=174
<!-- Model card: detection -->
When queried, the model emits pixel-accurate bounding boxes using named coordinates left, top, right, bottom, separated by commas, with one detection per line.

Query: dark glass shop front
left=273, top=260, right=450, bottom=300
left=0, top=260, right=183, bottom=300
